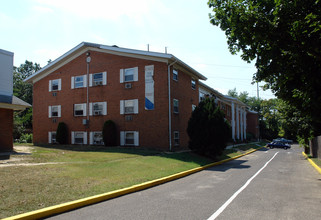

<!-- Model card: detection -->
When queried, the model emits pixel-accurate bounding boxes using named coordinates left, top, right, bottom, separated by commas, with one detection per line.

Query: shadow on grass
left=29, top=143, right=265, bottom=168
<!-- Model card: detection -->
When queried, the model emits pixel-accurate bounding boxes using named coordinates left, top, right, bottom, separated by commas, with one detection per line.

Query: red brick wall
left=34, top=51, right=201, bottom=150
left=170, top=66, right=199, bottom=149
left=0, top=108, right=13, bottom=151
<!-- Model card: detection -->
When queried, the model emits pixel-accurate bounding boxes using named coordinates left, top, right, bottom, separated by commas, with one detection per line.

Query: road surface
left=47, top=145, right=321, bottom=220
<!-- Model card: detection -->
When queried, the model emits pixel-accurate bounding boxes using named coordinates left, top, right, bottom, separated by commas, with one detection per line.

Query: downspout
left=86, top=52, right=91, bottom=129
left=168, top=59, right=177, bottom=151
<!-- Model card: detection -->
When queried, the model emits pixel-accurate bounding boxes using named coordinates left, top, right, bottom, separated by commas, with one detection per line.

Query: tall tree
left=208, top=0, right=321, bottom=139
left=13, top=61, right=41, bottom=136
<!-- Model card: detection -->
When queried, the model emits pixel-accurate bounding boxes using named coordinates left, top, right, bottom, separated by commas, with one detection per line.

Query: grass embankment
left=306, top=154, right=321, bottom=167
left=0, top=142, right=264, bottom=218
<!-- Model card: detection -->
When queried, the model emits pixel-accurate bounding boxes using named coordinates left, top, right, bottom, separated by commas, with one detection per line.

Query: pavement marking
left=207, top=151, right=279, bottom=220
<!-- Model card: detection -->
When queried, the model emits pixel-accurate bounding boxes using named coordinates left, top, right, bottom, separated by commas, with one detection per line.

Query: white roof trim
left=25, top=42, right=207, bottom=83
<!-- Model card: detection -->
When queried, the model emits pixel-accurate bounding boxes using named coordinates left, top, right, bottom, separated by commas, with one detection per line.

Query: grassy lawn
left=306, top=154, right=321, bottom=167
left=0, top=142, right=265, bottom=218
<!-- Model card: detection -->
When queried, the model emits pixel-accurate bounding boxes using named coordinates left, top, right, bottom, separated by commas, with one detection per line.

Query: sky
left=0, top=0, right=275, bottom=99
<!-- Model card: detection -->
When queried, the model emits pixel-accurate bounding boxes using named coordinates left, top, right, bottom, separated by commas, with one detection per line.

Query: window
left=191, top=79, right=196, bottom=90
left=125, top=132, right=135, bottom=145
left=173, top=99, right=179, bottom=113
left=72, top=131, right=87, bottom=144
left=192, top=104, right=196, bottom=111
left=48, top=105, right=61, bottom=118
left=74, top=103, right=86, bottom=116
left=71, top=75, right=87, bottom=89
left=48, top=132, right=57, bottom=144
left=120, top=131, right=139, bottom=146
left=90, top=102, right=107, bottom=116
left=174, top=131, right=180, bottom=146
left=120, top=99, right=139, bottom=114
left=90, top=72, right=107, bottom=87
left=49, top=79, right=61, bottom=92
left=125, top=68, right=134, bottom=82
left=120, top=67, right=138, bottom=83
left=125, top=100, right=134, bottom=114
left=90, top=132, right=103, bottom=145
left=199, top=92, right=206, bottom=102
left=173, top=69, right=178, bottom=81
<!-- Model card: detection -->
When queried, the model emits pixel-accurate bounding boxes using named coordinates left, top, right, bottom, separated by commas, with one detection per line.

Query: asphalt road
left=47, top=145, right=321, bottom=220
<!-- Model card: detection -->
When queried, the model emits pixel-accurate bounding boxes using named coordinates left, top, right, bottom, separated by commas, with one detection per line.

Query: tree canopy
left=208, top=0, right=321, bottom=138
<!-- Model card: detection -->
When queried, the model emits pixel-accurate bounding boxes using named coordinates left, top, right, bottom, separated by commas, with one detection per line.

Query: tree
left=56, top=122, right=68, bottom=144
left=12, top=61, right=41, bottom=140
left=102, top=120, right=117, bottom=146
left=208, top=0, right=321, bottom=139
left=187, top=98, right=231, bottom=158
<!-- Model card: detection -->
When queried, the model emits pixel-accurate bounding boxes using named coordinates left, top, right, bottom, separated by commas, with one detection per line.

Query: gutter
left=168, top=60, right=178, bottom=151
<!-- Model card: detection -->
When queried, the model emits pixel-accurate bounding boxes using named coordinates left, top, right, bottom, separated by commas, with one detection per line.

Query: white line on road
left=207, top=151, right=279, bottom=220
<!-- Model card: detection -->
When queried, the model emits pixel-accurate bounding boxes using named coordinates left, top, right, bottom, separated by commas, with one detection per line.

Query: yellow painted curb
left=4, top=146, right=263, bottom=220
left=302, top=152, right=321, bottom=174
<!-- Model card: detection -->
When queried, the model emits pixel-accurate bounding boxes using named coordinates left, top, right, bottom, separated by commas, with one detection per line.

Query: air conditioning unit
left=94, top=110, right=103, bottom=115
left=125, top=115, right=133, bottom=121
left=52, top=118, right=57, bottom=123
left=125, top=83, right=132, bottom=89
left=52, top=92, right=57, bottom=97
left=94, top=81, right=103, bottom=86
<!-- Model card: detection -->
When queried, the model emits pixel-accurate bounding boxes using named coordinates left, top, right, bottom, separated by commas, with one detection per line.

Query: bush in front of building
left=187, top=98, right=231, bottom=159
left=102, top=120, right=117, bottom=146
left=56, top=122, right=68, bottom=144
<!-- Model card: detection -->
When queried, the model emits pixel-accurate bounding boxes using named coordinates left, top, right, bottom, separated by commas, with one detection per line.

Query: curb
left=4, top=147, right=263, bottom=220
left=302, top=152, right=321, bottom=174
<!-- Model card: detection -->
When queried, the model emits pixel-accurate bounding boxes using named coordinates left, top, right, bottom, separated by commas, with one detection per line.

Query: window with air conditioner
left=93, top=132, right=103, bottom=145
left=93, top=103, right=103, bottom=115
left=93, top=72, right=103, bottom=86
left=120, top=99, right=138, bottom=114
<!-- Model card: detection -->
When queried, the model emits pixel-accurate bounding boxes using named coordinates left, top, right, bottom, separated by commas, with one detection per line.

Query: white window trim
left=89, top=72, right=107, bottom=87
left=120, top=67, right=138, bottom=83
left=71, top=131, right=87, bottom=145
left=71, top=75, right=87, bottom=89
left=49, top=79, right=61, bottom=92
left=74, top=103, right=87, bottom=116
left=120, top=131, right=139, bottom=146
left=120, top=99, right=139, bottom=114
left=191, top=79, right=196, bottom=90
left=89, top=131, right=104, bottom=145
left=173, top=69, right=178, bottom=81
left=48, top=131, right=57, bottom=144
left=89, top=102, right=107, bottom=116
left=48, top=105, right=61, bottom=118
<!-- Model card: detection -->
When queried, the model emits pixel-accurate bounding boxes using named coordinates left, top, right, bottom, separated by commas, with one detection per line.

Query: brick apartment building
left=25, top=42, right=258, bottom=151
left=0, top=49, right=31, bottom=152
left=199, top=82, right=259, bottom=141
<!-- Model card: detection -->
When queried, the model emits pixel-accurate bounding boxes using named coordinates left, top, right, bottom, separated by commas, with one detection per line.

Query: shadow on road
left=207, top=159, right=251, bottom=172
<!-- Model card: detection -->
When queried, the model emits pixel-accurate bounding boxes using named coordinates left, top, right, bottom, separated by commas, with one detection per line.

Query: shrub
left=18, top=133, right=33, bottom=143
left=56, top=122, right=68, bottom=144
left=187, top=98, right=231, bottom=159
left=102, top=120, right=117, bottom=146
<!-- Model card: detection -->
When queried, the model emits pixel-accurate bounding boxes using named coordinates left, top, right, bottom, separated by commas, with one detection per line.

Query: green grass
left=306, top=154, right=321, bottom=167
left=0, top=143, right=264, bottom=218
